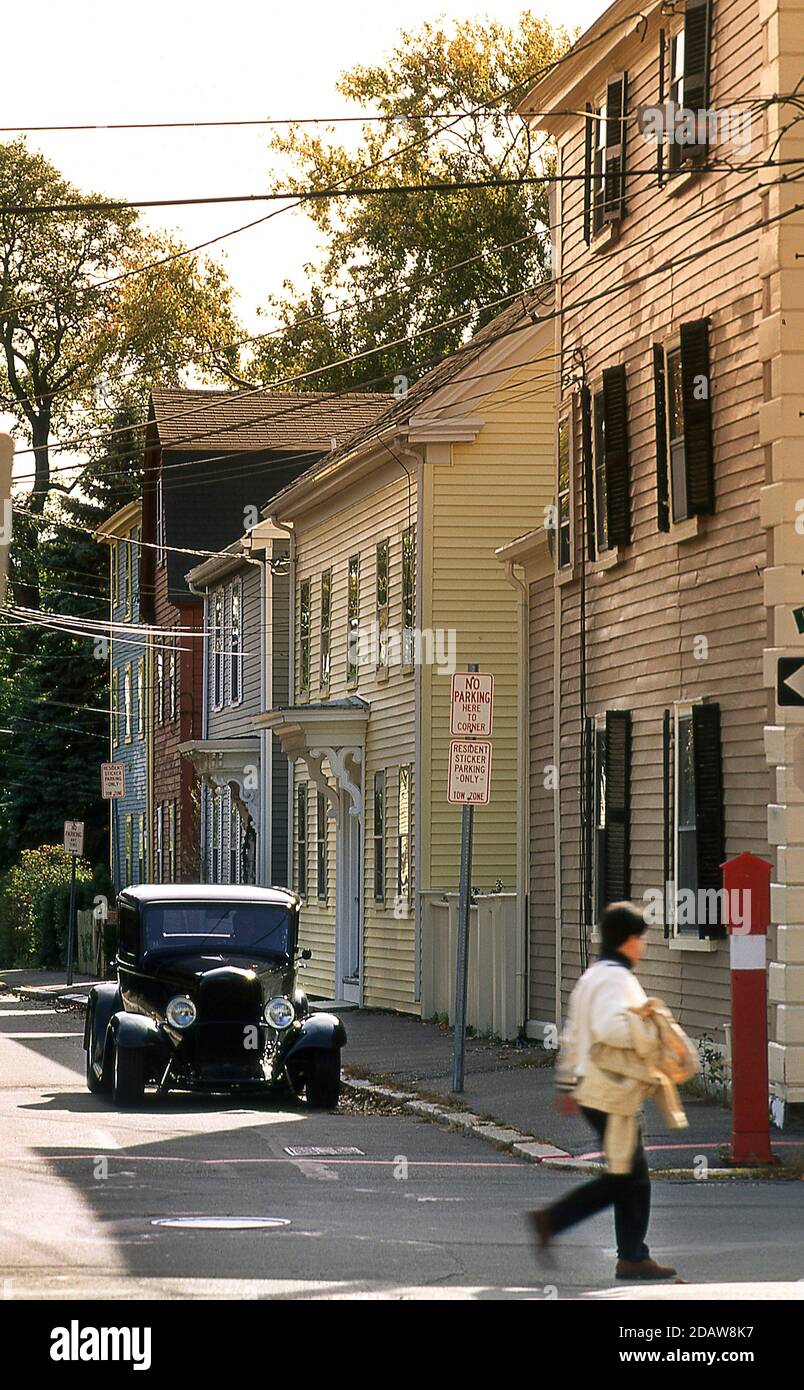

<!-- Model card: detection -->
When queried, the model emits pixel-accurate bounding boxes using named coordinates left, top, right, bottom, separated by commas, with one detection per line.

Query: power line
left=4, top=159, right=798, bottom=215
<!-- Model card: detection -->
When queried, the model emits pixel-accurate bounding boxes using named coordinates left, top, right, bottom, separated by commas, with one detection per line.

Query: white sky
left=1, top=0, right=608, bottom=446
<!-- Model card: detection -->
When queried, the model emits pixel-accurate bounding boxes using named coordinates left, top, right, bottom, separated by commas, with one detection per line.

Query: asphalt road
left=1, top=994, right=802, bottom=1301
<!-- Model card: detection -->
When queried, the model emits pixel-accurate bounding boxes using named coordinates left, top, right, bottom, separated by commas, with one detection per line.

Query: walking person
left=528, top=902, right=696, bottom=1280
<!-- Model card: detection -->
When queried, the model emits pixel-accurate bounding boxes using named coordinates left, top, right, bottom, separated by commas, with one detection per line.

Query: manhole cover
left=151, top=1217, right=291, bottom=1231
left=284, top=1146, right=364, bottom=1157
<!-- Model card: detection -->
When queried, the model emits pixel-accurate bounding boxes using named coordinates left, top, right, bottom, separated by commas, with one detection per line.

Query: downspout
left=504, top=559, right=529, bottom=1033
left=267, top=515, right=296, bottom=887
left=553, top=580, right=563, bottom=1028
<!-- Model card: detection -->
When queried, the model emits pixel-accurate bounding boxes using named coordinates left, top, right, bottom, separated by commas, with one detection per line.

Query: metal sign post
left=63, top=820, right=85, bottom=986
left=450, top=665, right=494, bottom=1093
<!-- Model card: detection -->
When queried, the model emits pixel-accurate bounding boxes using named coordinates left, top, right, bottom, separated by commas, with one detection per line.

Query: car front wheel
left=112, top=1042, right=145, bottom=1107
left=306, top=1049, right=341, bottom=1110
left=85, top=1009, right=114, bottom=1096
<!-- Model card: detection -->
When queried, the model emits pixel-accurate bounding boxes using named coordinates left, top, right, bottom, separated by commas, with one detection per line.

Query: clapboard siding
left=291, top=468, right=418, bottom=1010
left=523, top=0, right=770, bottom=1038
left=427, top=363, right=556, bottom=894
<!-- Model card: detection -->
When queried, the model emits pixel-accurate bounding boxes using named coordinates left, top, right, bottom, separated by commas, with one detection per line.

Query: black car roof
left=120, top=885, right=298, bottom=908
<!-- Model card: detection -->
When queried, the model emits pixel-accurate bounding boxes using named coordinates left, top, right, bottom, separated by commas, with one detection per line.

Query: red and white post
left=722, top=851, right=775, bottom=1165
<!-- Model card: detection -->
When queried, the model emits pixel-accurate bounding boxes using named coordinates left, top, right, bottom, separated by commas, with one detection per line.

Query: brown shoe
left=526, top=1208, right=553, bottom=1250
left=616, top=1257, right=677, bottom=1280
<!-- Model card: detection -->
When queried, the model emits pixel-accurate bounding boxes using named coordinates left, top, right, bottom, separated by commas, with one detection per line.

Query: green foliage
left=36, top=861, right=114, bottom=969
left=250, top=14, right=572, bottom=391
left=0, top=845, right=91, bottom=967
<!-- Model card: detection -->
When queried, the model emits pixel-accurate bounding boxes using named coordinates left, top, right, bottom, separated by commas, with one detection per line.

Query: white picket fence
left=420, top=891, right=519, bottom=1041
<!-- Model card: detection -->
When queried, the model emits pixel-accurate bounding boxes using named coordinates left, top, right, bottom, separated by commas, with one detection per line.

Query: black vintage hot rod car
left=84, top=885, right=346, bottom=1108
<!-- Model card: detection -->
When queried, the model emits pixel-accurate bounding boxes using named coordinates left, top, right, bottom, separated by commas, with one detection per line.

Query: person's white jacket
left=556, top=957, right=648, bottom=1093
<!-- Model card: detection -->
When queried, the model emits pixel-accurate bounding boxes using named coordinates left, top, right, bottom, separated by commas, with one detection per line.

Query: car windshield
left=143, top=902, right=291, bottom=957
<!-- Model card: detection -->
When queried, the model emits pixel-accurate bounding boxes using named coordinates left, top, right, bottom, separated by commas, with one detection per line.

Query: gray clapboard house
left=182, top=532, right=289, bottom=888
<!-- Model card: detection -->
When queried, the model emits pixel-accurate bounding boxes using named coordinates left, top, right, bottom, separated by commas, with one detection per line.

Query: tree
left=249, top=14, right=571, bottom=391
left=0, top=139, right=242, bottom=514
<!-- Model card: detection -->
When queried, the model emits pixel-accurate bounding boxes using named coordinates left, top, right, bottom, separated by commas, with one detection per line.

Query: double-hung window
left=156, top=647, right=164, bottom=725
left=667, top=0, right=712, bottom=171
left=124, top=537, right=133, bottom=621
left=229, top=580, right=242, bottom=704
left=347, top=554, right=360, bottom=686
left=155, top=805, right=163, bottom=883
left=376, top=541, right=390, bottom=671
left=112, top=668, right=120, bottom=747
left=168, top=635, right=177, bottom=721
left=299, top=578, right=311, bottom=695
left=123, top=663, right=133, bottom=744
left=317, top=792, right=328, bottom=900
left=297, top=784, right=308, bottom=897
left=320, top=569, right=332, bottom=689
left=137, top=812, right=146, bottom=882
left=587, top=366, right=630, bottom=554
left=663, top=702, right=724, bottom=938
left=212, top=591, right=224, bottom=710
left=584, top=75, right=627, bottom=241
left=168, top=802, right=176, bottom=882
left=373, top=771, right=385, bottom=901
left=124, top=815, right=133, bottom=886
left=587, top=711, right=631, bottom=919
left=653, top=320, right=714, bottom=529
left=397, top=767, right=412, bottom=903
left=401, top=528, right=415, bottom=667
left=229, top=796, right=240, bottom=883
left=137, top=656, right=145, bottom=738
left=556, top=417, right=571, bottom=569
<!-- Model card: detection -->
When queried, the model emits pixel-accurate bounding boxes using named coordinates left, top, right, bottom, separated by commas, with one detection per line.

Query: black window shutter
left=692, top=702, right=725, bottom=938
left=583, top=105, right=594, bottom=244
left=653, top=345, right=670, bottom=531
left=603, top=74, right=627, bottom=222
left=604, top=710, right=631, bottom=903
left=662, top=708, right=672, bottom=939
left=680, top=317, right=714, bottom=515
left=581, top=384, right=596, bottom=561
left=602, top=364, right=630, bottom=545
left=683, top=0, right=713, bottom=159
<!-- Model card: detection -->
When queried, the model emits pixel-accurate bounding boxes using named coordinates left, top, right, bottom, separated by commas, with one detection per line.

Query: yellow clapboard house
left=256, top=287, right=556, bottom=1024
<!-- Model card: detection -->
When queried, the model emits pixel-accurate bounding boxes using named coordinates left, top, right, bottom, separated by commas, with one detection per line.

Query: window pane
left=402, top=530, right=415, bottom=664
left=348, top=555, right=360, bottom=683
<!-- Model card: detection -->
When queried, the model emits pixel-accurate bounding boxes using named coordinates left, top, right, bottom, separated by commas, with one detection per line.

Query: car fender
left=85, top=983, right=122, bottom=1063
left=111, top=1011, right=166, bottom=1054
left=283, top=1011, right=346, bottom=1062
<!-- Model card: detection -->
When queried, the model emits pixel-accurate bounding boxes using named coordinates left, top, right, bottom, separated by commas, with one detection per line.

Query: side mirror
left=300, top=948, right=312, bottom=961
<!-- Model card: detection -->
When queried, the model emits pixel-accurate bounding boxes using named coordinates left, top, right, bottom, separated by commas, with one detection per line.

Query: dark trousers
left=545, top=1107, right=651, bottom=1262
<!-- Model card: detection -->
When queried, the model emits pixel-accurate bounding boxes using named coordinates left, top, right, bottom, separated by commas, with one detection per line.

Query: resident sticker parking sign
left=448, top=739, right=492, bottom=805
left=100, top=761, right=126, bottom=799
left=450, top=671, right=494, bottom=737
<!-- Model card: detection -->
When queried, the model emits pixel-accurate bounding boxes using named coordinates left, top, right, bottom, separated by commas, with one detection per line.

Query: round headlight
left=264, top=997, right=294, bottom=1030
left=166, top=995, right=197, bottom=1030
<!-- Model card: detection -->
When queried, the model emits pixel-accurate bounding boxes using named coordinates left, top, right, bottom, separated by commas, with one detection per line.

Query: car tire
left=85, top=1005, right=114, bottom=1096
left=112, top=1042, right=145, bottom=1107
left=306, top=1049, right=341, bottom=1110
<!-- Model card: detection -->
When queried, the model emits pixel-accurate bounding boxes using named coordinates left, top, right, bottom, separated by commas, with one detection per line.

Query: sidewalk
left=342, top=1008, right=804, bottom=1171
left=0, top=968, right=101, bottom=1003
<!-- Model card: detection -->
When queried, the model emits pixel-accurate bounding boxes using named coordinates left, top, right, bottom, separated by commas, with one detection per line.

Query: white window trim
left=555, top=411, right=573, bottom=573
left=156, top=473, right=165, bottom=567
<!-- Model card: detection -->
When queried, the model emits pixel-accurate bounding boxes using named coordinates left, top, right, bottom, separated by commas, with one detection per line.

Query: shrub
left=0, top=846, right=92, bottom=968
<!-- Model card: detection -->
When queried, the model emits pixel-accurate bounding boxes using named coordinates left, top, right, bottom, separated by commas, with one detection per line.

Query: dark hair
left=600, top=901, right=646, bottom=951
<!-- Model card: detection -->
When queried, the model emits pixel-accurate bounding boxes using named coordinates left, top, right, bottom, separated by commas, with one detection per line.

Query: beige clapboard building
left=498, top=0, right=804, bottom=1117
left=257, top=291, right=555, bottom=1018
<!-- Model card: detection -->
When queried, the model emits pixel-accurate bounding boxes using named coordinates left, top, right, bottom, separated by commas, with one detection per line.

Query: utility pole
left=0, top=433, right=13, bottom=608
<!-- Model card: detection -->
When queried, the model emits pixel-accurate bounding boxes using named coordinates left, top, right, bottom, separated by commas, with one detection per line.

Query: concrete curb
left=0, top=983, right=92, bottom=1006
left=342, top=1074, right=574, bottom=1165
